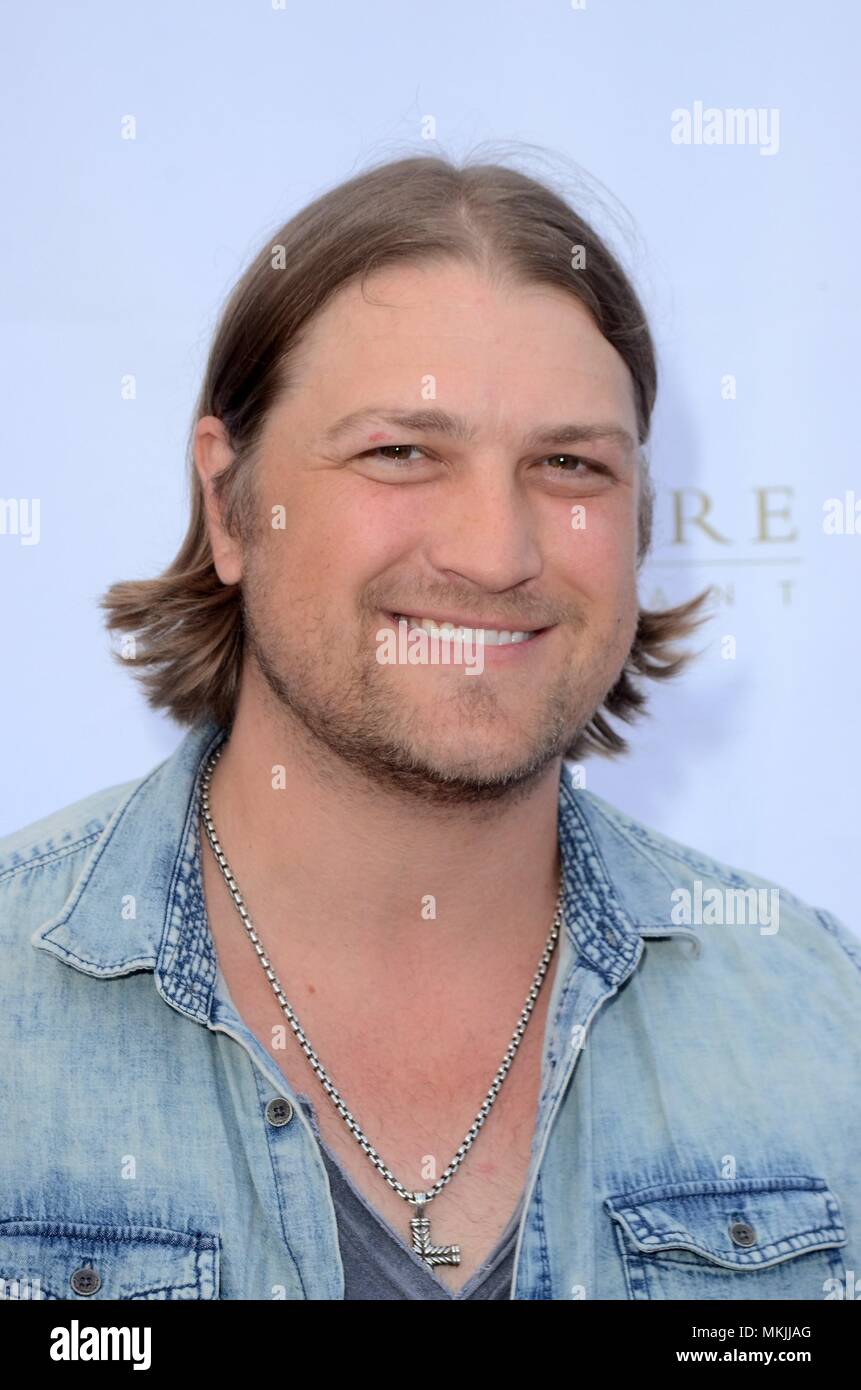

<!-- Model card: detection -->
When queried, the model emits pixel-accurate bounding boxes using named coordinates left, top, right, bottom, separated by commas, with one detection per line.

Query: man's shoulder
left=0, top=777, right=145, bottom=949
left=572, top=779, right=799, bottom=895
left=567, top=774, right=861, bottom=977
left=0, top=778, right=140, bottom=881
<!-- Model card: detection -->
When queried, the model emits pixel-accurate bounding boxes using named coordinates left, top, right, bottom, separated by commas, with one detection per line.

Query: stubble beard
left=238, top=566, right=633, bottom=810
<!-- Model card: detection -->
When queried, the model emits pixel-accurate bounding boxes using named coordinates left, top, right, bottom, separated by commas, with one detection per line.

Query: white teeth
left=393, top=615, right=535, bottom=645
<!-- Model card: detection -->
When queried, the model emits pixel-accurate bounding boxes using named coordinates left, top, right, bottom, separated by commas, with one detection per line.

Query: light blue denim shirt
left=1, top=717, right=859, bottom=1300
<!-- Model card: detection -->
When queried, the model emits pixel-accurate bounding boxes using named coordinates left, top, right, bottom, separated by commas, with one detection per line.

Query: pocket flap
left=604, top=1176, right=846, bottom=1270
left=0, top=1220, right=219, bottom=1300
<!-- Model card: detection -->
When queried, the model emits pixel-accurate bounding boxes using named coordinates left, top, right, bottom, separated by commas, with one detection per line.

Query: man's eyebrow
left=321, top=407, right=636, bottom=454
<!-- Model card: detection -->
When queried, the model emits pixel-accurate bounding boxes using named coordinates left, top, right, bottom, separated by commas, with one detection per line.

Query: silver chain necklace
left=198, top=736, right=564, bottom=1270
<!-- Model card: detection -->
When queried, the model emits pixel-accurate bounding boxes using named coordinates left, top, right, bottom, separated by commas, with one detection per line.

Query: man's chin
left=349, top=721, right=573, bottom=805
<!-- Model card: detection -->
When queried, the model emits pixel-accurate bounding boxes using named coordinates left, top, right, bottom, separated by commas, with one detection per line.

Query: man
left=1, top=154, right=858, bottom=1302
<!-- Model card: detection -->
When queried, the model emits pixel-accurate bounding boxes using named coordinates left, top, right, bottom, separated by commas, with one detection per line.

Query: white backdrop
left=1, top=0, right=857, bottom=930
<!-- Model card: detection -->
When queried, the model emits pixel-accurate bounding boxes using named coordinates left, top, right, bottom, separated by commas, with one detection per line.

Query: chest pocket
left=0, top=1221, right=220, bottom=1300
left=605, top=1176, right=847, bottom=1300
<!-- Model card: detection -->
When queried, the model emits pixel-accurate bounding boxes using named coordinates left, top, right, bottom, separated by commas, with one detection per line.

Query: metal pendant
left=410, top=1197, right=461, bottom=1269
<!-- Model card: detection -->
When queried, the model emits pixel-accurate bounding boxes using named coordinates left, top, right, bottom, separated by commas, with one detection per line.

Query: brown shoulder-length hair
left=101, top=147, right=712, bottom=760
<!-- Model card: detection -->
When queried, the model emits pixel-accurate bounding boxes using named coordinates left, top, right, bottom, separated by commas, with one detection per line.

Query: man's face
left=237, top=260, right=642, bottom=803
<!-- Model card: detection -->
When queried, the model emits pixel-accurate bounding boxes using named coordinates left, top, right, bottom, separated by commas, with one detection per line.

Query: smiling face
left=221, top=259, right=642, bottom=803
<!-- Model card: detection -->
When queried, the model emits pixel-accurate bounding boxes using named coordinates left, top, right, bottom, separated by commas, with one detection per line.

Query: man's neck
left=204, top=700, right=564, bottom=976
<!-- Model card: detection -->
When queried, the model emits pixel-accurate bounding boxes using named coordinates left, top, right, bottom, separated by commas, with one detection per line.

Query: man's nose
left=424, top=466, right=544, bottom=594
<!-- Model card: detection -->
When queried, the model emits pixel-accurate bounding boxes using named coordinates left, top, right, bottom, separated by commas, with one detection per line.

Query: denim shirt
left=1, top=717, right=858, bottom=1301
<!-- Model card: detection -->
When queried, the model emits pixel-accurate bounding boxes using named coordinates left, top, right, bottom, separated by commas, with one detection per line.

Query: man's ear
left=194, top=416, right=243, bottom=585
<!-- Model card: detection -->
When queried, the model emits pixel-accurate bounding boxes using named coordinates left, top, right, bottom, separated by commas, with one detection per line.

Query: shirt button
left=70, top=1265, right=101, bottom=1295
left=265, top=1096, right=294, bottom=1127
left=606, top=929, right=619, bottom=947
left=729, top=1220, right=757, bottom=1247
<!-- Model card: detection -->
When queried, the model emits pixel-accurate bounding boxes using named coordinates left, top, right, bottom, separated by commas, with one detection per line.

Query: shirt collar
left=31, top=718, right=696, bottom=1017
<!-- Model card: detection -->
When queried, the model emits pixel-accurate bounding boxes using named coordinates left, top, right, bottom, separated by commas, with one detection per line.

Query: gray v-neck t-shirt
left=297, top=1095, right=522, bottom=1299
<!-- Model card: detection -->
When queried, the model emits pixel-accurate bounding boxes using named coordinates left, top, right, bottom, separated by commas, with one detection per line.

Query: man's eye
left=542, top=454, right=607, bottom=476
left=363, top=444, right=428, bottom=466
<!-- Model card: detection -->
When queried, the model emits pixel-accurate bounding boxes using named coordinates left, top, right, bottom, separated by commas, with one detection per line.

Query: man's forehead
left=277, top=268, right=639, bottom=442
